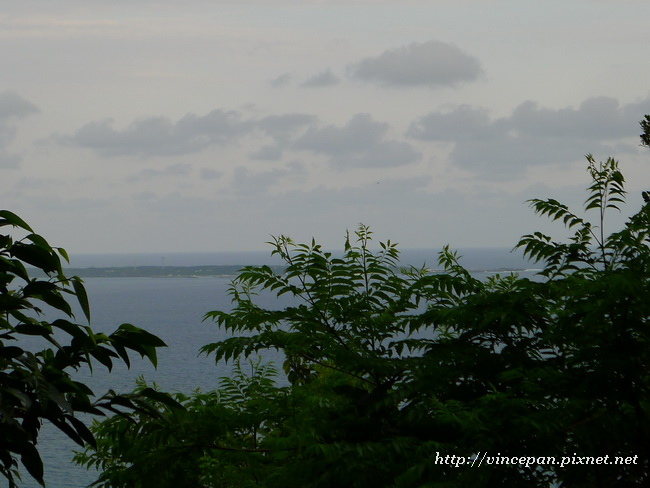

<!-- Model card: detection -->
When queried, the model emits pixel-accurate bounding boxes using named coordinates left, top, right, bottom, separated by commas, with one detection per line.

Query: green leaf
left=22, top=281, right=73, bottom=316
left=138, top=388, right=185, bottom=411
left=0, top=209, right=35, bottom=232
left=72, top=278, right=91, bottom=322
left=10, top=242, right=60, bottom=274
left=56, top=246, right=70, bottom=263
left=19, top=443, right=44, bottom=486
left=25, top=233, right=53, bottom=251
left=67, top=415, right=97, bottom=448
left=15, top=322, right=52, bottom=337
left=113, top=323, right=167, bottom=347
left=52, top=319, right=92, bottom=342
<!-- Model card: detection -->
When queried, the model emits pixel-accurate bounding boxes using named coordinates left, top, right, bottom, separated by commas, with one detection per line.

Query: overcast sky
left=2, top=0, right=649, bottom=256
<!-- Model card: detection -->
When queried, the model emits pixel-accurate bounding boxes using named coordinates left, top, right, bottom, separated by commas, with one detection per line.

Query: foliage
left=641, top=114, right=650, bottom=148
left=0, top=210, right=170, bottom=487
left=74, top=361, right=286, bottom=488
left=78, top=139, right=649, bottom=485
left=517, top=155, right=628, bottom=276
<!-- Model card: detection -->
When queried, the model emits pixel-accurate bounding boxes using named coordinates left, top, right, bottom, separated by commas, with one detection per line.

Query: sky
left=2, top=0, right=649, bottom=256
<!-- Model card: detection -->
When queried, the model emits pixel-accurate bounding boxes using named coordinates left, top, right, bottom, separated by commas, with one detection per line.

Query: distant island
left=32, top=262, right=528, bottom=279
left=58, top=265, right=285, bottom=278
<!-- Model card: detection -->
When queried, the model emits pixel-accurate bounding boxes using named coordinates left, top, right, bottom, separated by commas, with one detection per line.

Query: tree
left=74, top=360, right=286, bottom=488
left=0, top=210, right=172, bottom=487
left=640, top=114, right=650, bottom=148
left=78, top=128, right=650, bottom=486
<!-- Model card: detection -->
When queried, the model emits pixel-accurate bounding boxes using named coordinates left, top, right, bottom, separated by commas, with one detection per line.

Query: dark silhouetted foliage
left=0, top=210, right=172, bottom=486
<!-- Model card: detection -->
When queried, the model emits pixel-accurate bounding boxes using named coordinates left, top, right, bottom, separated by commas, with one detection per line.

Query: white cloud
left=348, top=40, right=482, bottom=87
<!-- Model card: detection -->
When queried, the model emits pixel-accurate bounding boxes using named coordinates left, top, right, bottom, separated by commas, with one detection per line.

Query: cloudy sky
left=2, top=0, right=649, bottom=256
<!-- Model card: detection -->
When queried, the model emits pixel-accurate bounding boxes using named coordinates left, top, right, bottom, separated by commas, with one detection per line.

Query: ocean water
left=8, top=249, right=541, bottom=488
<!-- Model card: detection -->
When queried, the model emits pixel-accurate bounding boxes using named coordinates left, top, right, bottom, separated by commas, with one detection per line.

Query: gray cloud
left=62, top=110, right=318, bottom=159
left=256, top=113, right=317, bottom=140
left=231, top=166, right=289, bottom=195
left=348, top=40, right=482, bottom=87
left=13, top=176, right=57, bottom=190
left=0, top=151, right=22, bottom=169
left=301, top=69, right=340, bottom=87
left=0, top=91, right=40, bottom=169
left=407, top=104, right=498, bottom=141
left=130, top=191, right=215, bottom=215
left=508, top=97, right=650, bottom=140
left=62, top=110, right=251, bottom=157
left=252, top=113, right=316, bottom=160
left=295, top=113, right=386, bottom=153
left=269, top=73, right=293, bottom=88
left=22, top=195, right=110, bottom=213
left=294, top=113, right=420, bottom=168
left=200, top=167, right=223, bottom=180
left=128, top=163, right=192, bottom=181
left=250, top=144, right=283, bottom=161
left=408, top=96, right=650, bottom=179
left=0, top=91, right=39, bottom=121
left=61, top=109, right=424, bottom=170
left=328, top=140, right=420, bottom=169
left=450, top=136, right=592, bottom=180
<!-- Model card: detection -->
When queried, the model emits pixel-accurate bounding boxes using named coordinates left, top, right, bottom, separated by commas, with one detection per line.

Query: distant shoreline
left=51, top=264, right=532, bottom=279
left=24, top=248, right=533, bottom=278
left=58, top=265, right=285, bottom=278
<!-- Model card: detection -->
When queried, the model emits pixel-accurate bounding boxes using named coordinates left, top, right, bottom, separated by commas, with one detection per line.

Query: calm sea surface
left=9, top=249, right=540, bottom=488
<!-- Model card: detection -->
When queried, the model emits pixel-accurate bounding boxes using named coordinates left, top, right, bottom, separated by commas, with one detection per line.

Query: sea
left=8, top=248, right=542, bottom=488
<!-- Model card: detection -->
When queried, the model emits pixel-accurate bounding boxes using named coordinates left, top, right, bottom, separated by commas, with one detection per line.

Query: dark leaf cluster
left=0, top=210, right=168, bottom=486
